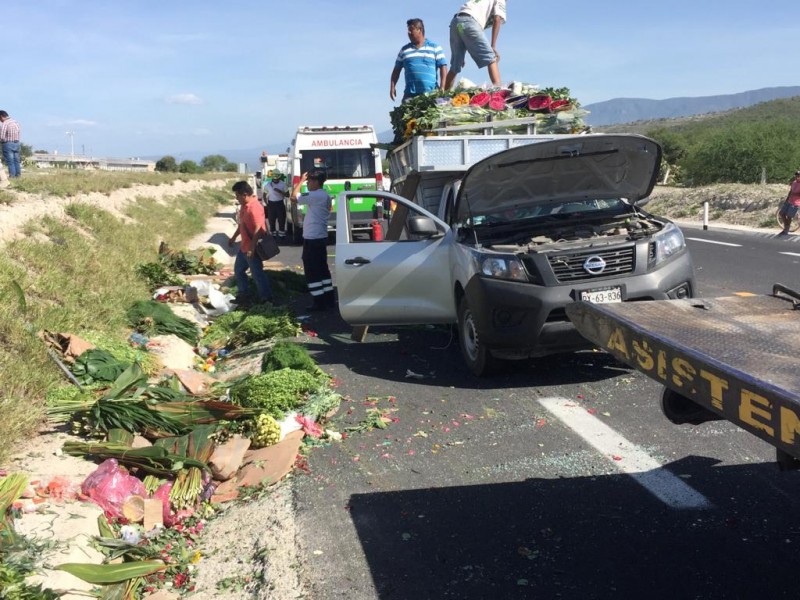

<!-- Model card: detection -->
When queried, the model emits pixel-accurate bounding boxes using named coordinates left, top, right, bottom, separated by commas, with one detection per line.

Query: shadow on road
left=346, top=456, right=800, bottom=599
left=302, top=310, right=631, bottom=391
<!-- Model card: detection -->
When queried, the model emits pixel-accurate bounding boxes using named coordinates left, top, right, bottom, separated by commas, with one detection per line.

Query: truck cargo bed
left=565, top=291, right=800, bottom=461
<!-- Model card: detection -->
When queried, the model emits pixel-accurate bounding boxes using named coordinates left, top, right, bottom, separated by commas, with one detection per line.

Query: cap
left=271, top=169, right=282, bottom=178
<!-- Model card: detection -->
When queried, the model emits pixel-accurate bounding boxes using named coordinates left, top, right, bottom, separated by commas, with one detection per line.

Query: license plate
left=580, top=287, right=622, bottom=304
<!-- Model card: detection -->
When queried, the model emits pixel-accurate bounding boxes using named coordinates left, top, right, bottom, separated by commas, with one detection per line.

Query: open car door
left=335, top=191, right=456, bottom=326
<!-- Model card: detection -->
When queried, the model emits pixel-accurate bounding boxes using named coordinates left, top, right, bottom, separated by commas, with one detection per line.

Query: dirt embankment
left=647, top=183, right=787, bottom=230
left=0, top=179, right=230, bottom=245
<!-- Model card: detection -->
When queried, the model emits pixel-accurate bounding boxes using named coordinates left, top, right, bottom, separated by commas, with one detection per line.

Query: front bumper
left=463, top=252, right=695, bottom=358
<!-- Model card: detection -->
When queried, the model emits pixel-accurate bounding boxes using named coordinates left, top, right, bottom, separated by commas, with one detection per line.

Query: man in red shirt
left=228, top=181, right=273, bottom=305
left=779, top=170, right=800, bottom=235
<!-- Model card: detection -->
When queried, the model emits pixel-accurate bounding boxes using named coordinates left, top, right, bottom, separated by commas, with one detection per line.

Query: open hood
left=456, top=134, right=662, bottom=222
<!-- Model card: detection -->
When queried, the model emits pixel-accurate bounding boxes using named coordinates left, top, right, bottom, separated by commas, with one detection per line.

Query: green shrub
left=230, top=368, right=323, bottom=419
left=261, top=342, right=318, bottom=374
left=229, top=306, right=300, bottom=348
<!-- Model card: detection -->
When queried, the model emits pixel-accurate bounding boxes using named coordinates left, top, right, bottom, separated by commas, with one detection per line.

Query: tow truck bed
left=565, top=289, right=800, bottom=463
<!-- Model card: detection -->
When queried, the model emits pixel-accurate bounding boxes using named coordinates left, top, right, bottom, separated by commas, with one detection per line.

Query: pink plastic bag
left=81, top=458, right=146, bottom=518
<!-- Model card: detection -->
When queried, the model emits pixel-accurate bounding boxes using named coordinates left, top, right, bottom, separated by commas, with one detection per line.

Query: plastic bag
left=81, top=458, right=146, bottom=518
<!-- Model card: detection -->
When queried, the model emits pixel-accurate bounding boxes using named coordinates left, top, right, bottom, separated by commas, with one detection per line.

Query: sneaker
left=779, top=229, right=790, bottom=236
left=233, top=295, right=252, bottom=308
left=277, top=231, right=286, bottom=238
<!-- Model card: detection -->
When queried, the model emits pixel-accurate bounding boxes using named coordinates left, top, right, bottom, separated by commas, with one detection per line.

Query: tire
left=457, top=296, right=498, bottom=377
left=776, top=206, right=800, bottom=232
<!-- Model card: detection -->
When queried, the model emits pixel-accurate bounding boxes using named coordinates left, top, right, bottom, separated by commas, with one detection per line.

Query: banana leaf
left=71, top=349, right=131, bottom=385
left=56, top=560, right=165, bottom=584
left=147, top=399, right=260, bottom=425
left=107, top=429, right=134, bottom=446
left=154, top=424, right=217, bottom=463
left=143, top=384, right=189, bottom=403
left=89, top=398, right=188, bottom=436
left=63, top=441, right=207, bottom=476
left=102, top=363, right=149, bottom=400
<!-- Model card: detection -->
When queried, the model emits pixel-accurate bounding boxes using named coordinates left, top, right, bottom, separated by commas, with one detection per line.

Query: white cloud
left=68, top=119, right=97, bottom=127
left=192, top=128, right=211, bottom=136
left=166, top=94, right=203, bottom=105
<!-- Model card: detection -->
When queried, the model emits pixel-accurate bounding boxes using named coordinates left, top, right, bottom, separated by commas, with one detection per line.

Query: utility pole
left=65, top=131, right=75, bottom=164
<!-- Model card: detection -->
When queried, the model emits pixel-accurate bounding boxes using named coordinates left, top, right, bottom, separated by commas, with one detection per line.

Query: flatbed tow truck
left=565, top=284, right=800, bottom=470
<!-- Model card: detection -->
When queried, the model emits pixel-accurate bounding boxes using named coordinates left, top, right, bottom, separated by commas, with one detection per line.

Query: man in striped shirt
left=0, top=110, right=21, bottom=178
left=390, top=19, right=448, bottom=102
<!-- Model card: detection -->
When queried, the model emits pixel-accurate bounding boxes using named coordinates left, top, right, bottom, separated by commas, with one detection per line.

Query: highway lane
left=680, top=223, right=800, bottom=297
left=270, top=231, right=800, bottom=599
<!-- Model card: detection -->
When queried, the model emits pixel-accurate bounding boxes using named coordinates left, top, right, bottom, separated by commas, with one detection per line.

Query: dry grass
left=0, top=185, right=228, bottom=464
left=647, top=183, right=786, bottom=229
left=7, top=169, right=233, bottom=199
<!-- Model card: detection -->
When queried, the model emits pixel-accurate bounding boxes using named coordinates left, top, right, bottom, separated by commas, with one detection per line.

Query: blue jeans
left=234, top=249, right=273, bottom=301
left=2, top=141, right=20, bottom=177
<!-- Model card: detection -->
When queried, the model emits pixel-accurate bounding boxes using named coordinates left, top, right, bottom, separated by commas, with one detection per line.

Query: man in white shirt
left=265, top=169, right=289, bottom=237
left=445, top=0, right=507, bottom=89
left=290, top=170, right=335, bottom=311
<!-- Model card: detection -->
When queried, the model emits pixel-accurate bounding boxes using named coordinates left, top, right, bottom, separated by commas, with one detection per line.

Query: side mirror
left=408, top=215, right=439, bottom=239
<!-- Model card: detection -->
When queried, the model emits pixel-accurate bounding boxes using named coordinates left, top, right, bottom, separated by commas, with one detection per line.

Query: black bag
left=254, top=233, right=280, bottom=261
left=244, top=218, right=281, bottom=261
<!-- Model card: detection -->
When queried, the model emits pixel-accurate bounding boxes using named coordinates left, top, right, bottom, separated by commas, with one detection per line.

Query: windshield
left=300, top=149, right=375, bottom=180
left=472, top=198, right=628, bottom=226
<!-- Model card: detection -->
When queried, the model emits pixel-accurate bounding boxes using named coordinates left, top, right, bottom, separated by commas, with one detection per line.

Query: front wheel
left=776, top=206, right=800, bottom=232
left=457, top=296, right=498, bottom=377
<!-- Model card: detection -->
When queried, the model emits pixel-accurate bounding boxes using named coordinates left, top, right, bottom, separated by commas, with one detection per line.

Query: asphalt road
left=274, top=226, right=800, bottom=600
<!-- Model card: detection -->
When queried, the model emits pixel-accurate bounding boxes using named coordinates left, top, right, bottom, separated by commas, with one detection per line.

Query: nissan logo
left=583, top=255, right=606, bottom=274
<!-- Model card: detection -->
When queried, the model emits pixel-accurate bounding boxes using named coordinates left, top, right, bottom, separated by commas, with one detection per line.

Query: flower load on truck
left=389, top=82, right=588, bottom=143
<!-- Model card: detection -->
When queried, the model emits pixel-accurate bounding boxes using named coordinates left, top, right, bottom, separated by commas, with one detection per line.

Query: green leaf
left=103, top=363, right=148, bottom=400
left=9, top=279, right=26, bottom=315
left=97, top=514, right=115, bottom=539
left=56, top=560, right=166, bottom=584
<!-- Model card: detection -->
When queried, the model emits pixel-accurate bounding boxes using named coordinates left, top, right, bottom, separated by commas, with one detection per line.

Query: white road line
left=779, top=252, right=800, bottom=257
left=538, top=397, right=712, bottom=510
left=685, top=237, right=741, bottom=247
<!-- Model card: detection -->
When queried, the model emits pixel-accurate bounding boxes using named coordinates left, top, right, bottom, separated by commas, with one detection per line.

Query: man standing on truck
left=444, top=0, right=506, bottom=90
left=290, top=170, right=335, bottom=311
left=390, top=18, right=448, bottom=102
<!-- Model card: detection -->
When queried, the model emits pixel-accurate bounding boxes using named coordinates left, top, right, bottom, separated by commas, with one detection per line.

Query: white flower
left=120, top=525, right=141, bottom=545
left=325, top=429, right=342, bottom=442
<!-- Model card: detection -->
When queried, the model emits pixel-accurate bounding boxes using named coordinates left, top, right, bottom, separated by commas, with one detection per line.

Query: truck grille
left=547, top=247, right=635, bottom=282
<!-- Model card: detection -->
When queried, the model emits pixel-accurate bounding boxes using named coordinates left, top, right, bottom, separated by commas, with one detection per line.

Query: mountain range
left=582, top=86, right=800, bottom=127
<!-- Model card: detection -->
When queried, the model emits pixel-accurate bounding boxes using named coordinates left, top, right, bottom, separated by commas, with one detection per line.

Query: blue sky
left=6, top=1, right=798, bottom=160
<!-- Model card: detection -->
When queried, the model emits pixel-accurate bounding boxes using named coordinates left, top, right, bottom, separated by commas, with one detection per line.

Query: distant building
left=30, top=153, right=155, bottom=172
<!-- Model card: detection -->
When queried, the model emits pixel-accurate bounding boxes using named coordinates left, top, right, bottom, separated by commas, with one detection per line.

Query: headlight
left=479, top=255, right=528, bottom=281
left=654, top=223, right=685, bottom=264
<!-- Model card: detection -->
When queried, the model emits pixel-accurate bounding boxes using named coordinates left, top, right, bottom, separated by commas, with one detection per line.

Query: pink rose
left=469, top=92, right=491, bottom=107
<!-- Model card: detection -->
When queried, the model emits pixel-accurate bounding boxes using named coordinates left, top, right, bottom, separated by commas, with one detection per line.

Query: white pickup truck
left=334, top=130, right=696, bottom=376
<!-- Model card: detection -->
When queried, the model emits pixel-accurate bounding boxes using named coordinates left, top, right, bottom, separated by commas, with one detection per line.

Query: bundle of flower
left=389, top=83, right=588, bottom=143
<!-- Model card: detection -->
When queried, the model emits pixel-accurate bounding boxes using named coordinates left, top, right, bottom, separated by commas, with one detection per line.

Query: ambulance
left=285, top=125, right=384, bottom=242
